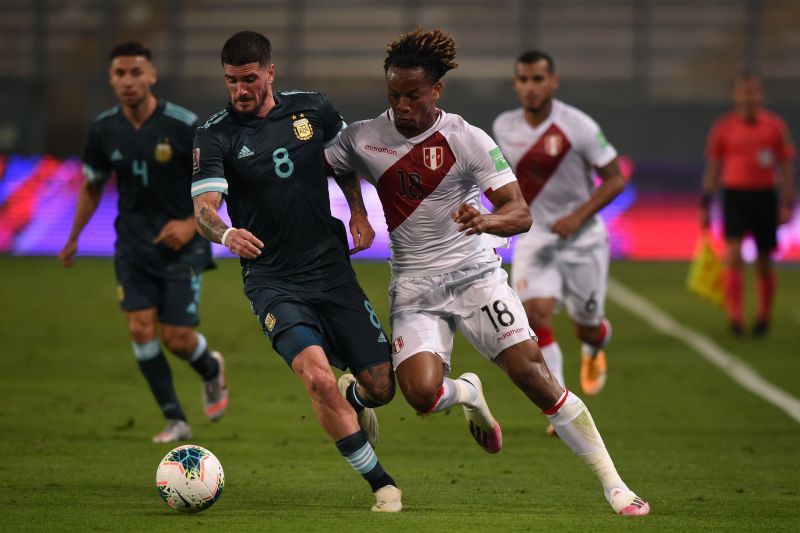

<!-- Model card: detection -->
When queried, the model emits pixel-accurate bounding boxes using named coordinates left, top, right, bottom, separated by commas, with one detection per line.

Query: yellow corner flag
left=687, top=234, right=724, bottom=306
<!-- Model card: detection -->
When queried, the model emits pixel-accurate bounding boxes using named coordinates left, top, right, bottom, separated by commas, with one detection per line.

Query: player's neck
left=523, top=99, right=553, bottom=128
left=122, top=94, right=158, bottom=129
left=255, top=93, right=277, bottom=118
left=736, top=107, right=760, bottom=122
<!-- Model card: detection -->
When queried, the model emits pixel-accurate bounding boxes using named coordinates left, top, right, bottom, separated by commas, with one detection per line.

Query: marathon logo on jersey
left=365, top=144, right=398, bottom=156
left=423, top=146, right=443, bottom=170
left=265, top=313, right=276, bottom=332
left=292, top=114, right=313, bottom=141
left=497, top=327, right=526, bottom=343
left=392, top=336, right=404, bottom=354
left=192, top=148, right=200, bottom=175
left=155, top=137, right=173, bottom=164
left=544, top=134, right=563, bottom=157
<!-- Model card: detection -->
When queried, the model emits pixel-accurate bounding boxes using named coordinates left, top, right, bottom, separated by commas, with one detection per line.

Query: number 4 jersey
left=83, top=99, right=212, bottom=270
left=192, top=91, right=354, bottom=289
left=325, top=109, right=517, bottom=275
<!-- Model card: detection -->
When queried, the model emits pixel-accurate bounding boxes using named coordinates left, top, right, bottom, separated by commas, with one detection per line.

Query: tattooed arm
left=333, top=171, right=375, bottom=255
left=193, top=191, right=263, bottom=259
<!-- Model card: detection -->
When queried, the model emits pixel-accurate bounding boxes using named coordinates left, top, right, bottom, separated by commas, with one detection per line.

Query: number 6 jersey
left=325, top=109, right=517, bottom=275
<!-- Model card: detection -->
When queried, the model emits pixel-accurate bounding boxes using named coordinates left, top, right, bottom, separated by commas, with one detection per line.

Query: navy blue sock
left=345, top=381, right=383, bottom=412
left=335, top=430, right=395, bottom=492
left=138, top=352, right=186, bottom=421
left=187, top=333, right=219, bottom=381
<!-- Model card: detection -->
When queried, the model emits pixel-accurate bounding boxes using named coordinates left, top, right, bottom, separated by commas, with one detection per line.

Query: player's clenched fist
left=452, top=203, right=490, bottom=235
left=223, top=228, right=263, bottom=259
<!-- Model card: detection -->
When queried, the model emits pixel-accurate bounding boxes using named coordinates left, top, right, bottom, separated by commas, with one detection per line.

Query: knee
left=128, top=318, right=155, bottom=344
left=574, top=323, right=601, bottom=344
left=357, top=365, right=396, bottom=405
left=399, top=379, right=441, bottom=413
left=161, top=328, right=196, bottom=357
left=306, top=369, right=339, bottom=401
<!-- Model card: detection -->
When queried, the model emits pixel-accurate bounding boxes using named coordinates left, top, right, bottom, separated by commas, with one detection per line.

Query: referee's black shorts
left=722, top=188, right=778, bottom=252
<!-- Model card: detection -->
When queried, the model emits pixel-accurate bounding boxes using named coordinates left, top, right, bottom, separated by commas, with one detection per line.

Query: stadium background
left=2, top=2, right=800, bottom=530
left=1, top=0, right=799, bottom=261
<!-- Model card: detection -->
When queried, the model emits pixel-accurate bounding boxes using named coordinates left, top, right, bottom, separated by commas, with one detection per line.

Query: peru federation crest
left=423, top=146, right=443, bottom=170
left=544, top=134, right=562, bottom=157
left=292, top=114, right=313, bottom=141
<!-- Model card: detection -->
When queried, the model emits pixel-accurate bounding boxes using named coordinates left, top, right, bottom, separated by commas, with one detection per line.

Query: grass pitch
left=1, top=257, right=798, bottom=531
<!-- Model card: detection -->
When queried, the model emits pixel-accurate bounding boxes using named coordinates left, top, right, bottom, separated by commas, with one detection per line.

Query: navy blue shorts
left=114, top=257, right=202, bottom=327
left=245, top=277, right=391, bottom=372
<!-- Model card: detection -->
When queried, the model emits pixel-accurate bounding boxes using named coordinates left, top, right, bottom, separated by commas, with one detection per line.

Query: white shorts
left=511, top=222, right=609, bottom=326
left=389, top=260, right=532, bottom=371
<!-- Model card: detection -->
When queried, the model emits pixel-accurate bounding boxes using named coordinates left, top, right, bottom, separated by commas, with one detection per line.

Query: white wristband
left=221, top=227, right=237, bottom=247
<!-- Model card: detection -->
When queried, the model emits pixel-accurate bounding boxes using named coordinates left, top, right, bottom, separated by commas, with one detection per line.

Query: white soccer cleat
left=458, top=373, right=502, bottom=454
left=203, top=351, right=228, bottom=421
left=609, top=487, right=650, bottom=516
left=371, top=484, right=402, bottom=512
left=152, top=419, right=192, bottom=443
left=338, top=373, right=379, bottom=448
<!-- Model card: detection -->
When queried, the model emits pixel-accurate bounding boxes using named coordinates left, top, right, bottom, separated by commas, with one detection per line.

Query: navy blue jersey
left=192, top=91, right=354, bottom=290
left=84, top=99, right=212, bottom=273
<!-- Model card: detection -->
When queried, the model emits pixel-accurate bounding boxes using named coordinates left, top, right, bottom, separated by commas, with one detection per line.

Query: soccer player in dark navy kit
left=191, top=31, right=401, bottom=512
left=59, top=42, right=228, bottom=443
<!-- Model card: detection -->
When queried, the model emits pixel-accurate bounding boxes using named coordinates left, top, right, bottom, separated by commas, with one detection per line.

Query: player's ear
left=432, top=80, right=443, bottom=101
left=551, top=73, right=560, bottom=91
left=266, top=63, right=275, bottom=84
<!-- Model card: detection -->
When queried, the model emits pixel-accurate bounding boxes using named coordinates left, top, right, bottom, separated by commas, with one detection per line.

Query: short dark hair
left=221, top=31, right=271, bottom=66
left=384, top=28, right=458, bottom=82
left=516, top=50, right=555, bottom=73
left=109, top=42, right=151, bottom=62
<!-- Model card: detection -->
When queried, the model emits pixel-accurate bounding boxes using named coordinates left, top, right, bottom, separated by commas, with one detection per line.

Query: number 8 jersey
left=192, top=91, right=354, bottom=290
left=325, top=109, right=517, bottom=275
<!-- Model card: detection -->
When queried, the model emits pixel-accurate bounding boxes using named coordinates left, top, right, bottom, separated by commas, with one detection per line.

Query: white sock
left=583, top=319, right=612, bottom=357
left=546, top=390, right=627, bottom=502
left=429, top=377, right=475, bottom=413
left=540, top=342, right=565, bottom=387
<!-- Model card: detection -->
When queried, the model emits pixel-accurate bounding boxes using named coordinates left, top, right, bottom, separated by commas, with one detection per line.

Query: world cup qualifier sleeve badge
left=292, top=114, right=313, bottom=141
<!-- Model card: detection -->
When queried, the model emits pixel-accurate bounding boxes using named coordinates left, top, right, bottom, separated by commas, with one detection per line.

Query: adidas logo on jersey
left=377, top=331, right=388, bottom=343
left=238, top=145, right=255, bottom=159
left=110, top=149, right=123, bottom=161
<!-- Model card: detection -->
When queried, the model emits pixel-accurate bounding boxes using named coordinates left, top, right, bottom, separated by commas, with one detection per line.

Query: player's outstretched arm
left=193, top=191, right=263, bottom=259
left=58, top=180, right=104, bottom=268
left=453, top=181, right=531, bottom=237
left=551, top=158, right=626, bottom=239
left=332, top=171, right=375, bottom=255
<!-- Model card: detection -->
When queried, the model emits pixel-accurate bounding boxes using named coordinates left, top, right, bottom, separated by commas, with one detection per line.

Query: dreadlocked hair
left=384, top=28, right=458, bottom=82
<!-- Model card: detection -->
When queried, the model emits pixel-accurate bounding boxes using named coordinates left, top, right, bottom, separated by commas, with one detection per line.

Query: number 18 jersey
left=325, top=109, right=516, bottom=275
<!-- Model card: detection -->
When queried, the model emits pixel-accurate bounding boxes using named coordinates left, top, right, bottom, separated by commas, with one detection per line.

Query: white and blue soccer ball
left=156, top=444, right=224, bottom=513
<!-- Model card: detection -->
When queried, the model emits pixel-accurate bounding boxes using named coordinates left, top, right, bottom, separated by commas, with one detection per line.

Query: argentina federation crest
left=423, top=146, right=443, bottom=170
left=292, top=114, right=313, bottom=141
left=155, top=137, right=173, bottom=163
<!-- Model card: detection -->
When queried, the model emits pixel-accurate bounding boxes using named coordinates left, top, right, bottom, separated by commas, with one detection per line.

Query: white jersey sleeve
left=324, top=121, right=366, bottom=179
left=571, top=112, right=617, bottom=169
left=455, top=124, right=517, bottom=195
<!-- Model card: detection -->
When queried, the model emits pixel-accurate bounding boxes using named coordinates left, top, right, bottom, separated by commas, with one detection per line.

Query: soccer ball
left=155, top=444, right=225, bottom=513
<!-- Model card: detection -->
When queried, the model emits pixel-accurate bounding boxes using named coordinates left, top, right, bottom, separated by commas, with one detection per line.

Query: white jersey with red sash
left=325, top=109, right=516, bottom=276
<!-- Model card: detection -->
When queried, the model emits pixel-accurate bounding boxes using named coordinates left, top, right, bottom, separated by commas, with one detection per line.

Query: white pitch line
left=608, top=278, right=800, bottom=425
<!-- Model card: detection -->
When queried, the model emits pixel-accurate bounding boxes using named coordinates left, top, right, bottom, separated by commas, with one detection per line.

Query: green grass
left=1, top=257, right=799, bottom=531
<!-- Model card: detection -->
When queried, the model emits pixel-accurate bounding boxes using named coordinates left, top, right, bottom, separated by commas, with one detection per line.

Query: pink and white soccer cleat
left=609, top=487, right=650, bottom=516
left=458, top=373, right=502, bottom=454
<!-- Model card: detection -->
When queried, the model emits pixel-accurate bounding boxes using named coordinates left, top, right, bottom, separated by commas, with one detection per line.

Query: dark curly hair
left=384, top=28, right=458, bottom=82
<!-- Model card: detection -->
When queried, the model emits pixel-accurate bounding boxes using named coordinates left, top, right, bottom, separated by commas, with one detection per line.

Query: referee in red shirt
left=700, top=72, right=796, bottom=336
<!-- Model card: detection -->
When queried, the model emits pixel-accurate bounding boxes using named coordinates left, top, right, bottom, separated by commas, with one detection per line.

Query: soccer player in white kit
left=493, top=51, right=627, bottom=416
left=325, top=29, right=649, bottom=516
